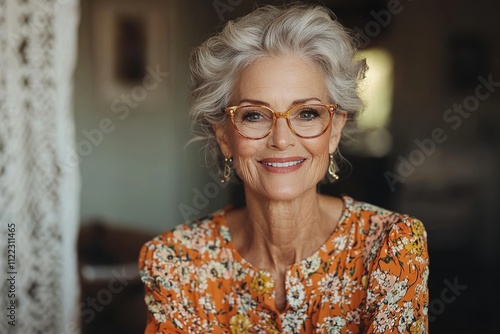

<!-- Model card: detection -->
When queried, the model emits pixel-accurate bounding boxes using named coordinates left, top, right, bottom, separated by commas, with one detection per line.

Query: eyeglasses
left=224, top=104, right=338, bottom=140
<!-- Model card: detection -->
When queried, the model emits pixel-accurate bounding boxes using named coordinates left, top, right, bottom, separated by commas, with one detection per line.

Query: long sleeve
left=362, top=217, right=429, bottom=333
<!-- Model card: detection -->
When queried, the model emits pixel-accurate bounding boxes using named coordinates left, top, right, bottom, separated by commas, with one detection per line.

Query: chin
left=241, top=169, right=323, bottom=201
left=257, top=181, right=315, bottom=202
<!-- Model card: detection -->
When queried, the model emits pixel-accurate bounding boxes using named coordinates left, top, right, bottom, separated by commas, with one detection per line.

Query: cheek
left=313, top=152, right=330, bottom=175
left=307, top=134, right=331, bottom=158
left=305, top=136, right=331, bottom=176
left=234, top=140, right=259, bottom=157
left=229, top=136, right=262, bottom=170
left=229, top=133, right=259, bottom=157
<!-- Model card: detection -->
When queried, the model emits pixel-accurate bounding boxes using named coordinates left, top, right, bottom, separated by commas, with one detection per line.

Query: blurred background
left=1, top=0, right=498, bottom=333
left=77, top=0, right=500, bottom=333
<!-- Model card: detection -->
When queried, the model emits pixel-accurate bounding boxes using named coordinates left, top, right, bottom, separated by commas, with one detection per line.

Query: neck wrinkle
left=240, top=189, right=326, bottom=272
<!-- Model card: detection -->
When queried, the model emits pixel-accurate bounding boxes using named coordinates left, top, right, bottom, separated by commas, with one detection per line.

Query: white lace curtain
left=0, top=0, right=81, bottom=333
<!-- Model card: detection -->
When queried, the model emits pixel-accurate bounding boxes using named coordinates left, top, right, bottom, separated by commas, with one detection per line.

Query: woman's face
left=215, top=54, right=346, bottom=201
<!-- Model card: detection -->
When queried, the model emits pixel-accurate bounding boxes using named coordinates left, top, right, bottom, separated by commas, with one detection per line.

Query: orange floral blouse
left=139, top=196, right=429, bottom=333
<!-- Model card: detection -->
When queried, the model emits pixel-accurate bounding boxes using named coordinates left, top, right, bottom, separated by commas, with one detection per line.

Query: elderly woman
left=139, top=4, right=429, bottom=334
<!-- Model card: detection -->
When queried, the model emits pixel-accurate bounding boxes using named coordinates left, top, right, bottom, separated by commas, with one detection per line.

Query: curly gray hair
left=188, top=3, right=366, bottom=181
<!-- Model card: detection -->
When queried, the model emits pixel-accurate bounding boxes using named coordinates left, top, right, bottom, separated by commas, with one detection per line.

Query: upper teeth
left=263, top=160, right=303, bottom=167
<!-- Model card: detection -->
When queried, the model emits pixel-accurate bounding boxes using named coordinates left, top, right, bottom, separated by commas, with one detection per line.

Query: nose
left=267, top=117, right=295, bottom=150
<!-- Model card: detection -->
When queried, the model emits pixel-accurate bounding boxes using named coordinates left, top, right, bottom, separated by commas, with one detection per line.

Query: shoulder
left=343, top=196, right=426, bottom=238
left=342, top=196, right=427, bottom=263
left=138, top=209, right=231, bottom=274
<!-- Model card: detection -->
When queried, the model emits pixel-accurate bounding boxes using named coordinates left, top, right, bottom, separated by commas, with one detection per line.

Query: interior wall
left=386, top=0, right=500, bottom=252
left=370, top=1, right=500, bottom=331
left=74, top=0, right=230, bottom=233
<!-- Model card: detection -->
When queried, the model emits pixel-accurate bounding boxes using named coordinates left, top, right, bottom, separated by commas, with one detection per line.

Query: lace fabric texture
left=0, top=0, right=80, bottom=333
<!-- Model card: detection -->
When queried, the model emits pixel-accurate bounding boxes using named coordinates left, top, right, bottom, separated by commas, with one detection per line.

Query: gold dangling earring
left=328, top=153, right=339, bottom=180
left=221, top=157, right=232, bottom=183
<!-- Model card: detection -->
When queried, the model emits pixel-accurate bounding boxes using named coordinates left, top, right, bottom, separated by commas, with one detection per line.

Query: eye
left=296, top=108, right=320, bottom=121
left=241, top=111, right=264, bottom=122
left=238, top=107, right=271, bottom=123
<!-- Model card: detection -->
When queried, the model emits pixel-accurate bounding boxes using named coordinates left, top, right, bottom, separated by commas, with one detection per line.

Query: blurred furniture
left=77, top=219, right=156, bottom=334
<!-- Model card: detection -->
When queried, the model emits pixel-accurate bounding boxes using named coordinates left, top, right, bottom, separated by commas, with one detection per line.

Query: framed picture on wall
left=90, top=0, right=174, bottom=108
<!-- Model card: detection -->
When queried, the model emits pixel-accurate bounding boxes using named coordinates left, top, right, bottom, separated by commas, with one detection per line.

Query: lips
left=259, top=157, right=306, bottom=173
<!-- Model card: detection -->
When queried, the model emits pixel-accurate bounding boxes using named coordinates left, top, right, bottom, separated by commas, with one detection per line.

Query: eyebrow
left=238, top=97, right=322, bottom=106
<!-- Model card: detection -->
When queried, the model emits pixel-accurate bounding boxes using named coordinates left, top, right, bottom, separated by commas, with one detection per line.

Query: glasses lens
left=233, top=106, right=273, bottom=138
left=289, top=105, right=331, bottom=137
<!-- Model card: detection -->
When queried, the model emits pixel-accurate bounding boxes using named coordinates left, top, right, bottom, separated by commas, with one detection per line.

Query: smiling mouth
left=260, top=159, right=305, bottom=168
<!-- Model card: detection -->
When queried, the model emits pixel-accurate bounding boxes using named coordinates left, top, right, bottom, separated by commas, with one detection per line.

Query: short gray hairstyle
left=188, top=3, right=366, bottom=180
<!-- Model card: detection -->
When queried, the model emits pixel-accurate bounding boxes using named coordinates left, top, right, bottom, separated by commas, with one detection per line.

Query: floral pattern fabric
left=139, top=196, right=429, bottom=333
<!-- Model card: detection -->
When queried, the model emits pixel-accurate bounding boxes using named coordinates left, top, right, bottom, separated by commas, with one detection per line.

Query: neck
left=233, top=187, right=337, bottom=273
